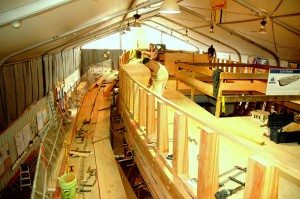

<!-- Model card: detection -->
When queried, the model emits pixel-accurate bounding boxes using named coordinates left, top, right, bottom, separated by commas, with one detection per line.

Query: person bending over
left=142, top=58, right=169, bottom=96
left=142, top=43, right=158, bottom=60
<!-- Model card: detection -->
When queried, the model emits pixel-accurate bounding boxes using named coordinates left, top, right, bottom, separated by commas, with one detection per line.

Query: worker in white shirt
left=142, top=57, right=168, bottom=96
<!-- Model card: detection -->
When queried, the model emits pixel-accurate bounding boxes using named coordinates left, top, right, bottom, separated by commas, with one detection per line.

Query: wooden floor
left=125, top=62, right=300, bottom=198
left=53, top=71, right=130, bottom=199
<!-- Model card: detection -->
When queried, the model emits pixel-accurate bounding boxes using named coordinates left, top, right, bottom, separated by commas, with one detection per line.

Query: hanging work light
left=132, top=13, right=141, bottom=28
left=184, top=28, right=188, bottom=36
left=126, top=20, right=131, bottom=31
left=210, top=24, right=214, bottom=33
left=160, top=0, right=180, bottom=14
left=259, top=19, right=267, bottom=34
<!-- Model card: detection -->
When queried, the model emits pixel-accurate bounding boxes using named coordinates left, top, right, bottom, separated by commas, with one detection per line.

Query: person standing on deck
left=142, top=58, right=168, bottom=96
left=142, top=43, right=159, bottom=60
left=208, top=45, right=216, bottom=63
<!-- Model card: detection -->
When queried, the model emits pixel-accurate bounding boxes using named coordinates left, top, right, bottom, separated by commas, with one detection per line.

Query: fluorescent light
left=160, top=0, right=180, bottom=14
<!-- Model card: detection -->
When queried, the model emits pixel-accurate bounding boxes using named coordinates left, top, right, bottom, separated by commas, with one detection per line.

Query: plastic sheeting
left=23, top=61, right=33, bottom=108
left=2, top=65, right=17, bottom=123
left=0, top=48, right=81, bottom=133
left=14, top=62, right=26, bottom=116
left=30, top=60, right=39, bottom=102
left=37, top=58, right=44, bottom=99
left=0, top=71, right=6, bottom=131
left=81, top=49, right=122, bottom=74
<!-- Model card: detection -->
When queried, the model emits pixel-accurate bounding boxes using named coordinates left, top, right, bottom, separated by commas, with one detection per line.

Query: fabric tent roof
left=0, top=0, right=299, bottom=65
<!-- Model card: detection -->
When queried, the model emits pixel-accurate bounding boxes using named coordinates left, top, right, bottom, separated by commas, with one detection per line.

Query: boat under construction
left=0, top=1, right=300, bottom=199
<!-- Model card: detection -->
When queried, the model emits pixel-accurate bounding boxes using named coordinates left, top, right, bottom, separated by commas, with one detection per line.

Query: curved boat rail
left=119, top=51, right=300, bottom=198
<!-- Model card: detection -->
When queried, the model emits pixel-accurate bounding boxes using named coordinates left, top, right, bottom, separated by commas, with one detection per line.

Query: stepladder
left=20, top=164, right=31, bottom=190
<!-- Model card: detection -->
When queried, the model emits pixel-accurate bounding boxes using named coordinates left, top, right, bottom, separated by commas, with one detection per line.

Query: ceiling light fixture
left=160, top=0, right=180, bottom=14
left=259, top=19, right=267, bottom=34
left=185, top=28, right=188, bottom=36
left=126, top=20, right=131, bottom=31
left=11, top=21, right=21, bottom=29
left=210, top=24, right=214, bottom=33
left=133, top=13, right=141, bottom=28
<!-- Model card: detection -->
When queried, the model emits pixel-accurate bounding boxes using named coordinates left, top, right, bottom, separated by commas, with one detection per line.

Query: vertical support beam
left=129, top=79, right=134, bottom=114
left=215, top=82, right=223, bottom=118
left=191, top=70, right=195, bottom=100
left=197, top=128, right=219, bottom=199
left=138, top=88, right=146, bottom=129
left=146, top=93, right=156, bottom=140
left=125, top=78, right=129, bottom=110
left=132, top=83, right=139, bottom=121
left=157, top=101, right=169, bottom=154
left=243, top=155, right=279, bottom=199
left=173, top=112, right=189, bottom=175
left=118, top=70, right=122, bottom=104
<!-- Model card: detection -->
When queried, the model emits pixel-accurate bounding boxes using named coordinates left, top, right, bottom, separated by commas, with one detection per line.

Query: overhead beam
left=0, top=0, right=78, bottom=28
left=118, top=0, right=136, bottom=30
left=145, top=20, right=208, bottom=47
left=0, top=0, right=164, bottom=65
left=220, top=13, right=300, bottom=25
left=233, top=0, right=300, bottom=36
left=179, top=6, right=280, bottom=66
left=158, top=15, right=242, bottom=62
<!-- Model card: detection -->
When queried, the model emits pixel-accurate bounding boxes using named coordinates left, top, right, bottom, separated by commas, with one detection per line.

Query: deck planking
left=123, top=61, right=300, bottom=198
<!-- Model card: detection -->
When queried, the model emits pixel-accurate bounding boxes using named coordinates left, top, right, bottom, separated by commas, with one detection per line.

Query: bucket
left=58, top=174, right=77, bottom=199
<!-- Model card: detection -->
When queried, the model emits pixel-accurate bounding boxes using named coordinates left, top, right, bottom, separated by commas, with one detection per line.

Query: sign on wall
left=14, top=124, right=33, bottom=156
left=266, top=69, right=300, bottom=95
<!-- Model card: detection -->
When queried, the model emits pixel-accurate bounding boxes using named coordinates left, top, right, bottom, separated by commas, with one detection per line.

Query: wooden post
left=129, top=80, right=133, bottom=114
left=215, top=87, right=223, bottom=118
left=146, top=93, right=156, bottom=140
left=138, top=88, right=146, bottom=130
left=125, top=77, right=129, bottom=110
left=173, top=112, right=189, bottom=175
left=191, top=70, right=195, bottom=100
left=243, top=155, right=279, bottom=199
left=138, top=88, right=146, bottom=129
left=157, top=101, right=169, bottom=154
left=197, top=128, right=219, bottom=199
left=132, top=83, right=139, bottom=121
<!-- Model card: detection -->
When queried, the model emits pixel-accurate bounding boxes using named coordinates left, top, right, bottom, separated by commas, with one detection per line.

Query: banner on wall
left=37, top=108, right=49, bottom=132
left=266, top=69, right=300, bottom=95
left=36, top=111, right=44, bottom=131
left=15, top=130, right=26, bottom=156
left=14, top=124, right=33, bottom=156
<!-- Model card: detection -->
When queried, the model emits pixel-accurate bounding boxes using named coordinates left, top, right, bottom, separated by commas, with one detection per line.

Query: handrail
left=119, top=51, right=300, bottom=199
left=120, top=58, right=261, bottom=163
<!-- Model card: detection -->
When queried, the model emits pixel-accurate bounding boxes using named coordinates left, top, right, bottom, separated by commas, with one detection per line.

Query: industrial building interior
left=0, top=0, right=299, bottom=199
